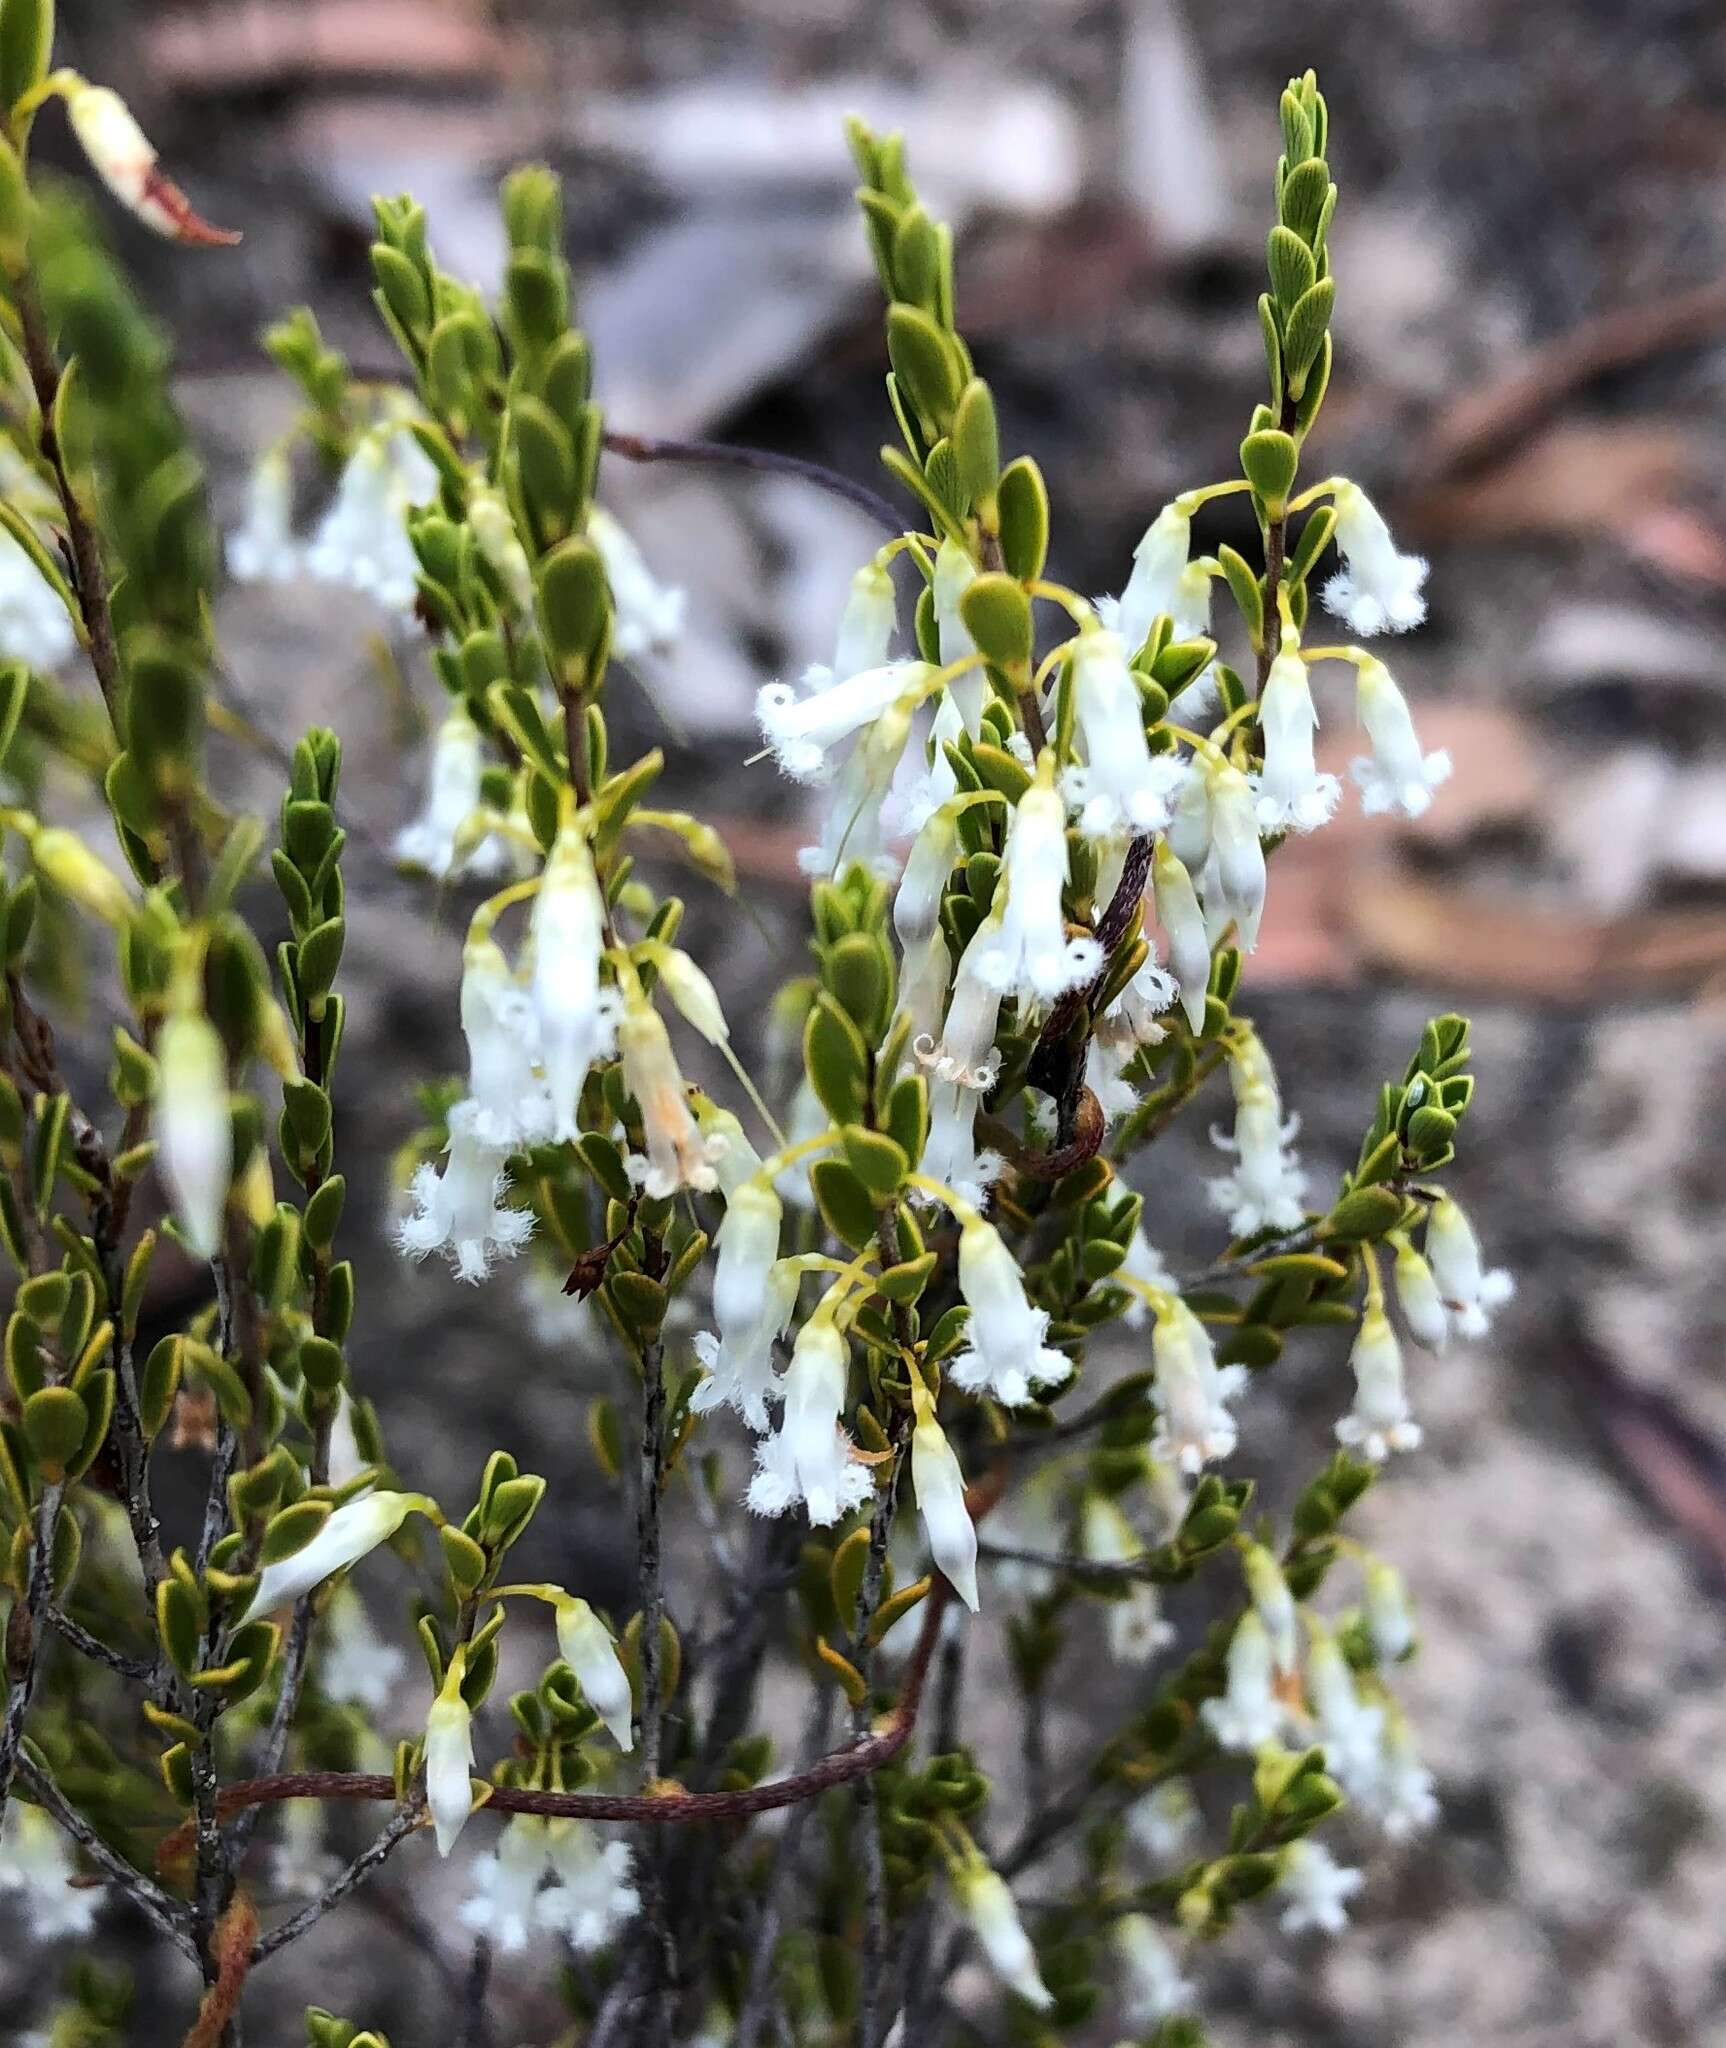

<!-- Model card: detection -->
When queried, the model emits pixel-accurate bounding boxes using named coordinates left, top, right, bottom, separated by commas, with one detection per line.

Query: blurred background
left=15, top=1, right=1726, bottom=2043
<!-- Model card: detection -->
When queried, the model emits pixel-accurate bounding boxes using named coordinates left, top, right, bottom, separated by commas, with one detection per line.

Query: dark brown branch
left=602, top=430, right=904, bottom=537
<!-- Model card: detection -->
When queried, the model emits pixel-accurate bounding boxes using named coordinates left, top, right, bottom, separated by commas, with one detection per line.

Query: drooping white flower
left=1275, top=1839, right=1364, bottom=1935
left=896, top=690, right=969, bottom=832
left=319, top=1589, right=407, bottom=1713
left=1199, top=1610, right=1286, bottom=1751
left=691, top=1179, right=797, bottom=1431
left=458, top=932, right=551, bottom=1149
left=0, top=529, right=76, bottom=673
left=1201, top=761, right=1266, bottom=951
left=1208, top=1031, right=1306, bottom=1235
left=916, top=907, right=1005, bottom=1092
left=1349, top=658, right=1451, bottom=818
left=537, top=1821, right=639, bottom=1950
left=1335, top=1306, right=1422, bottom=1462
left=773, top=1078, right=828, bottom=1212
left=952, top=1864, right=1052, bottom=2009
left=554, top=1597, right=636, bottom=1750
left=1152, top=838, right=1212, bottom=1034
left=1365, top=1713, right=1440, bottom=1841
left=459, top=1817, right=549, bottom=1952
left=1242, top=1540, right=1299, bottom=1677
left=813, top=557, right=899, bottom=688
left=306, top=426, right=438, bottom=616
left=747, top=1316, right=872, bottom=1527
left=588, top=506, right=686, bottom=661
left=1303, top=1620, right=1385, bottom=1801
left=325, top=1390, right=371, bottom=1491
left=1151, top=1296, right=1247, bottom=1475
left=247, top=1491, right=422, bottom=1619
left=1115, top=1914, right=1195, bottom=2030
left=1322, top=483, right=1428, bottom=637
left=424, top=1658, right=478, bottom=1858
left=912, top=1397, right=979, bottom=1612
left=1425, top=1194, right=1514, bottom=1340
left=1088, top=953, right=1177, bottom=1120
left=1063, top=631, right=1186, bottom=838
left=1254, top=643, right=1339, bottom=833
left=1165, top=760, right=1212, bottom=872
left=155, top=1009, right=231, bottom=1262
left=982, top=1474, right=1064, bottom=1606
left=467, top=484, right=535, bottom=611
left=394, top=704, right=508, bottom=881
left=1393, top=1239, right=1449, bottom=1351
left=398, top=1099, right=535, bottom=1283
left=1103, top=502, right=1212, bottom=653
left=1142, top=1451, right=1193, bottom=1544
left=1125, top=1781, right=1200, bottom=1864
left=270, top=1799, right=339, bottom=1901
left=950, top=1214, right=1073, bottom=1408
left=756, top=662, right=922, bottom=784
left=894, top=805, right=960, bottom=951
left=799, top=687, right=917, bottom=879
left=0, top=1802, right=100, bottom=1940
left=1362, top=1558, right=1416, bottom=1666
left=974, top=770, right=1101, bottom=1003
left=1081, top=1494, right=1172, bottom=1665
left=227, top=450, right=302, bottom=585
left=619, top=1001, right=723, bottom=1198
left=529, top=820, right=613, bottom=1141
left=932, top=538, right=987, bottom=735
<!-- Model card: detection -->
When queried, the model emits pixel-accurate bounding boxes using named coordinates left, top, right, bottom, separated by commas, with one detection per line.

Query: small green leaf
left=996, top=456, right=1049, bottom=581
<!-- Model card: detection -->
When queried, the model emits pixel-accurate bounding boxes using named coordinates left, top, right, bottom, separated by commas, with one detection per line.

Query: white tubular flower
left=589, top=506, right=686, bottom=660
left=951, top=1214, right=1073, bottom=1408
left=0, top=1802, right=99, bottom=1940
left=227, top=450, right=301, bottom=585
left=307, top=427, right=438, bottom=616
left=1243, top=1541, right=1299, bottom=1677
left=1104, top=502, right=1212, bottom=653
left=898, top=926, right=956, bottom=1073
left=326, top=1391, right=371, bottom=1490
left=1143, top=1451, right=1193, bottom=1544
left=1349, top=658, right=1451, bottom=818
left=953, top=1864, right=1052, bottom=2010
left=1275, top=1839, right=1364, bottom=1936
left=65, top=82, right=237, bottom=246
left=975, top=771, right=1101, bottom=1003
left=155, top=1010, right=231, bottom=1261
left=1125, top=1781, right=1200, bottom=1864
left=246, top=1490, right=421, bottom=1620
left=319, top=1589, right=407, bottom=1713
left=1367, top=1712, right=1440, bottom=1841
left=1081, top=1494, right=1172, bottom=1665
left=919, top=1082, right=1002, bottom=1213
left=1165, top=759, right=1212, bottom=872
left=755, top=661, right=920, bottom=785
left=917, top=907, right=1005, bottom=1091
left=898, top=690, right=968, bottom=831
left=553, top=1596, right=636, bottom=1751
left=394, top=703, right=505, bottom=881
left=894, top=806, right=960, bottom=950
left=398, top=1101, right=534, bottom=1283
left=747, top=1316, right=872, bottom=1527
left=1255, top=643, right=1339, bottom=832
left=537, top=1821, right=639, bottom=1950
left=912, top=1397, right=979, bottom=1612
left=1304, top=1620, right=1385, bottom=1801
left=1207, top=1031, right=1306, bottom=1235
left=983, top=1475, right=1064, bottom=1606
left=1363, top=1558, right=1416, bottom=1666
left=425, top=1657, right=478, bottom=1859
left=1322, top=482, right=1428, bottom=637
left=932, top=537, right=987, bottom=734
left=1153, top=838, right=1212, bottom=1034
left=530, top=821, right=613, bottom=1141
left=466, top=484, right=535, bottom=611
left=0, top=529, right=76, bottom=671
left=459, top=932, right=550, bottom=1149
left=691, top=1179, right=797, bottom=1431
left=1115, top=1914, right=1195, bottom=2030
left=695, top=1102, right=765, bottom=1199
left=1199, top=1610, right=1286, bottom=1752
left=1089, top=953, right=1177, bottom=1121
left=799, top=690, right=916, bottom=879
left=1203, top=760, right=1266, bottom=951
left=821, top=558, right=898, bottom=684
left=1151, top=1296, right=1247, bottom=1475
left=1121, top=1228, right=1176, bottom=1328
left=1063, top=631, right=1185, bottom=838
left=459, top=1816, right=549, bottom=1953
left=1425, top=1194, right=1514, bottom=1339
left=619, top=1001, right=723, bottom=1198
left=1393, top=1239, right=1449, bottom=1352
left=1335, top=1306, right=1422, bottom=1462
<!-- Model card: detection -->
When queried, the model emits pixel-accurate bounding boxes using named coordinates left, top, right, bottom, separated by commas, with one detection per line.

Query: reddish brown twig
left=181, top=1890, right=258, bottom=2048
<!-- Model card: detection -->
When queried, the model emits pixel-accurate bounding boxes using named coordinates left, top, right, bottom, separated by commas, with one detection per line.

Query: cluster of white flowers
left=458, top=1815, right=638, bottom=1955
left=0, top=529, right=76, bottom=672
left=0, top=1801, right=100, bottom=1943
left=1208, top=1027, right=1307, bottom=1235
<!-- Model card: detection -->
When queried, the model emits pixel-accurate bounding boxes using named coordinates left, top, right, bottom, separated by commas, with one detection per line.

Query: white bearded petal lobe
left=1335, top=1308, right=1422, bottom=1461
left=589, top=507, right=686, bottom=659
left=537, top=1822, right=639, bottom=1951
left=1254, top=647, right=1340, bottom=832
left=459, top=1817, right=549, bottom=1953
left=397, top=1102, right=535, bottom=1284
left=755, top=661, right=920, bottom=784
left=1350, top=659, right=1451, bottom=818
left=950, top=1218, right=1073, bottom=1408
left=1322, top=484, right=1428, bottom=637
left=1276, top=1840, right=1365, bottom=1935
left=1198, top=1611, right=1285, bottom=1751
left=1151, top=1299, right=1247, bottom=1475
left=1063, top=631, right=1186, bottom=838
left=977, top=783, right=1101, bottom=1002
left=746, top=1321, right=871, bottom=1526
